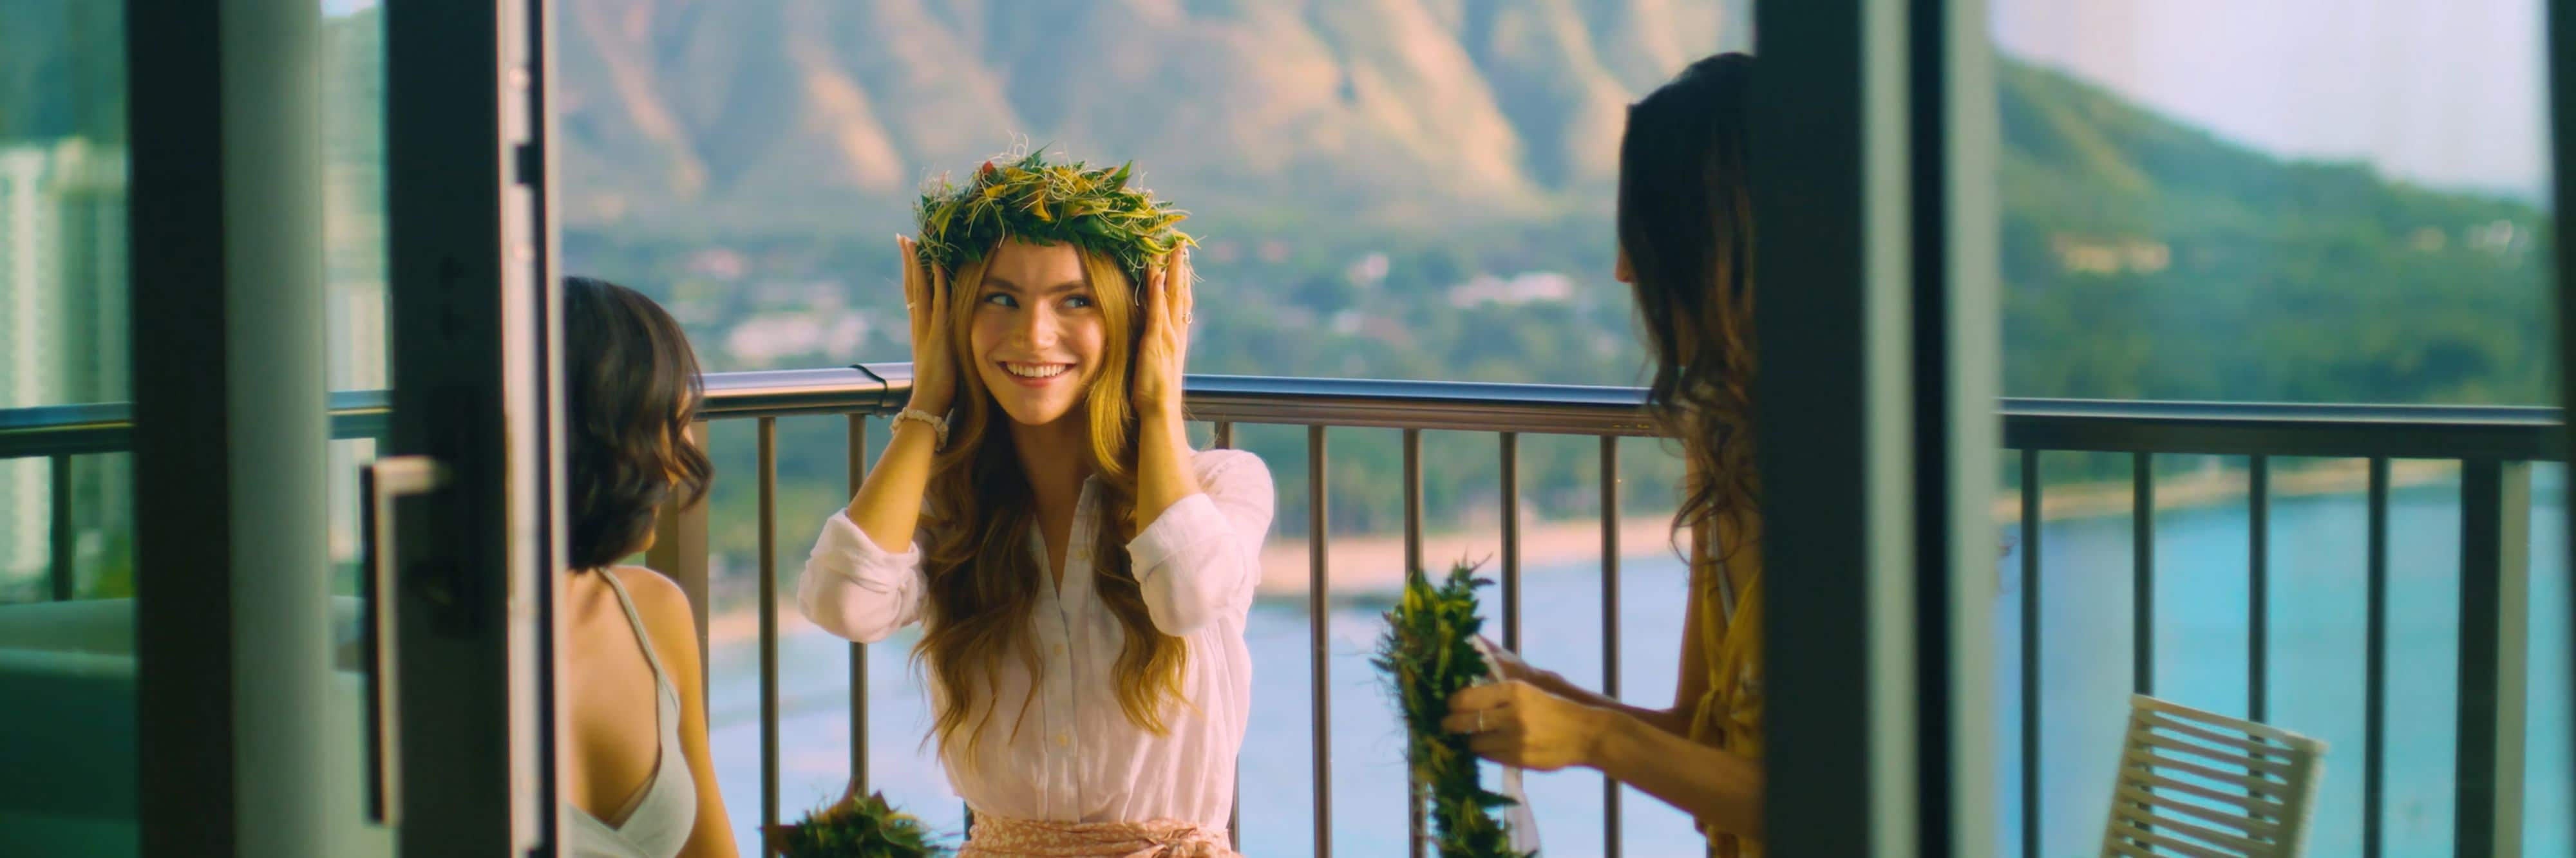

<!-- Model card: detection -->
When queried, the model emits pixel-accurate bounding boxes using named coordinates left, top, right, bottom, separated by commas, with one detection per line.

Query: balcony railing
left=655, top=366, right=1671, bottom=857
left=0, top=365, right=2561, bottom=857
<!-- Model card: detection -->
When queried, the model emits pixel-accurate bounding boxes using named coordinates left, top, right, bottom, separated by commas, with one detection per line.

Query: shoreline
left=1994, top=456, right=2453, bottom=523
left=705, top=458, right=2456, bottom=644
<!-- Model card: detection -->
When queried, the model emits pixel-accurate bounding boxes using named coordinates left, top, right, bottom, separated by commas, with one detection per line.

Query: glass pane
left=321, top=3, right=397, bottom=855
left=556, top=4, right=1750, bottom=852
left=0, top=1, right=135, bottom=853
left=1984, top=3, right=2565, bottom=858
left=2529, top=463, right=2571, bottom=855
left=325, top=0, right=390, bottom=602
left=1990, top=2, right=2554, bottom=406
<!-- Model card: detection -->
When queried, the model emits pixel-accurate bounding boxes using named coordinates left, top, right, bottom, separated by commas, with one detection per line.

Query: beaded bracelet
left=891, top=407, right=948, bottom=450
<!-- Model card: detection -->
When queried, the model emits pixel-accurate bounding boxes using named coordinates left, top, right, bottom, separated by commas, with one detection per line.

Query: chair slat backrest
left=2099, top=695, right=2328, bottom=858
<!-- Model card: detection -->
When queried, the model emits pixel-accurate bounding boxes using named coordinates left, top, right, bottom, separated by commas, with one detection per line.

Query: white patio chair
left=2098, top=694, right=2328, bottom=858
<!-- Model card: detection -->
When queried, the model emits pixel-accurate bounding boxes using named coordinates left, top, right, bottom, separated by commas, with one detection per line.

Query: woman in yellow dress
left=1444, top=52, right=1766, bottom=857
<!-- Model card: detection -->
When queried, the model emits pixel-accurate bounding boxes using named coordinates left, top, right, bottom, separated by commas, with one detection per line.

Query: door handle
left=360, top=455, right=450, bottom=825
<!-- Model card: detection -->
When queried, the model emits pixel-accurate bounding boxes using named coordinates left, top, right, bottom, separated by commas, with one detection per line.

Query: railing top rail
left=1, top=365, right=2562, bottom=460
left=699, top=366, right=907, bottom=418
left=0, top=389, right=391, bottom=458
left=1182, top=373, right=1662, bottom=436
left=2002, top=397, right=2563, bottom=460
left=694, top=364, right=1667, bottom=436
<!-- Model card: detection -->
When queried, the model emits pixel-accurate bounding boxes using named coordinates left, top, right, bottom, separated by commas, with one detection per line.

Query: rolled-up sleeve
left=1126, top=449, right=1274, bottom=637
left=797, top=508, right=929, bottom=644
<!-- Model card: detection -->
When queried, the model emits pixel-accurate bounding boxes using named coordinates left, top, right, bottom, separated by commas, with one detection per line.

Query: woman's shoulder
left=603, top=564, right=686, bottom=606
left=603, top=566, right=702, bottom=663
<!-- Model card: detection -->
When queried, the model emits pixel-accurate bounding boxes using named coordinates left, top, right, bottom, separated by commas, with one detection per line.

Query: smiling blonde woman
left=797, top=153, right=1271, bottom=857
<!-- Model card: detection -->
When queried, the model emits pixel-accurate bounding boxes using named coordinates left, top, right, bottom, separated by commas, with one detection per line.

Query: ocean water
left=706, top=467, right=2571, bottom=857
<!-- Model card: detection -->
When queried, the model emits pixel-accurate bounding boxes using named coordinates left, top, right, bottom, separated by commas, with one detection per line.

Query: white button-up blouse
left=797, top=449, right=1274, bottom=828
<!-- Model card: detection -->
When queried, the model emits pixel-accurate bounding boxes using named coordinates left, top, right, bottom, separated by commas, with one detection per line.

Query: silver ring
left=1183, top=310, right=1195, bottom=324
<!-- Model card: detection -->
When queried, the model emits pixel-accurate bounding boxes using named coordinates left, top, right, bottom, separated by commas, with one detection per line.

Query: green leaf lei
left=1374, top=561, right=1535, bottom=858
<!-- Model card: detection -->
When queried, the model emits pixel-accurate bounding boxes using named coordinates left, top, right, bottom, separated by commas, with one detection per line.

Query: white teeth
left=1005, top=362, right=1069, bottom=378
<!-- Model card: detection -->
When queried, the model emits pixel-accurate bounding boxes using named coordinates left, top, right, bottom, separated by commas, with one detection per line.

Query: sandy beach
left=1991, top=456, right=2454, bottom=522
left=1228, top=456, right=2455, bottom=598
left=706, top=458, right=2456, bottom=644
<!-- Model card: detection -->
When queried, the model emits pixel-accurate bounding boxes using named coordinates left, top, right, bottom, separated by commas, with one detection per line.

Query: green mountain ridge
left=1, top=1, right=2547, bottom=407
left=546, top=0, right=1742, bottom=234
left=1992, top=57, right=2550, bottom=406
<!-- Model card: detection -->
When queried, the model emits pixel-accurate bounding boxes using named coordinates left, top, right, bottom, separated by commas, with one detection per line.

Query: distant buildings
left=0, top=139, right=130, bottom=593
left=1446, top=271, right=1574, bottom=307
left=2049, top=234, right=2170, bottom=276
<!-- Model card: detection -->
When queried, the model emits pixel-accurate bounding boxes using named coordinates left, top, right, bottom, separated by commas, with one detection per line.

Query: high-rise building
left=0, top=138, right=131, bottom=595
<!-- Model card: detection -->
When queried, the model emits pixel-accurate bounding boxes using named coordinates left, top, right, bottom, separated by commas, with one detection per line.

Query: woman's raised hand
left=1131, top=247, right=1195, bottom=420
left=898, top=235, right=955, bottom=415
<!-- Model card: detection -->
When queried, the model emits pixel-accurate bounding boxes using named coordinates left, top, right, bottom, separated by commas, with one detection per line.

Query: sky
left=1989, top=0, right=2553, bottom=199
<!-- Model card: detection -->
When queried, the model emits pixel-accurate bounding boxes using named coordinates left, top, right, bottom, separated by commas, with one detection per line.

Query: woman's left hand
left=1443, top=680, right=1606, bottom=772
left=1132, top=248, right=1193, bottom=420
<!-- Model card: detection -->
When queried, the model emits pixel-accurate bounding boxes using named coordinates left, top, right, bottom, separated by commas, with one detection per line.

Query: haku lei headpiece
left=913, top=149, right=1196, bottom=290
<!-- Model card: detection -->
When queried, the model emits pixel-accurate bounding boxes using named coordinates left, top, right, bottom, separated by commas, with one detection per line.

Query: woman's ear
left=1614, top=246, right=1636, bottom=284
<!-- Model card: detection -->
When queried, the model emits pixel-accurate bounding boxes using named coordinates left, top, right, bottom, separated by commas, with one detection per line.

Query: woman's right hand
left=898, top=235, right=955, bottom=415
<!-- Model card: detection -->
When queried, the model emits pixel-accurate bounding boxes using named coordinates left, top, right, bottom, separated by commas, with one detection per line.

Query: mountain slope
left=550, top=0, right=1741, bottom=234
left=1993, top=57, right=2550, bottom=404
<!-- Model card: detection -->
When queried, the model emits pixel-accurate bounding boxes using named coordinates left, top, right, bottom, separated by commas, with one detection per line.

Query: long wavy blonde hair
left=912, top=245, right=1191, bottom=765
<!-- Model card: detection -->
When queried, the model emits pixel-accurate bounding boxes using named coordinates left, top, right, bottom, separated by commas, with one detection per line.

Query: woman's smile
left=998, top=360, right=1075, bottom=387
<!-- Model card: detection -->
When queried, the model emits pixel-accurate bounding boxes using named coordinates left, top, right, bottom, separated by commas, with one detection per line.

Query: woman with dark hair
left=1443, top=53, right=1767, bottom=856
left=557, top=276, right=739, bottom=858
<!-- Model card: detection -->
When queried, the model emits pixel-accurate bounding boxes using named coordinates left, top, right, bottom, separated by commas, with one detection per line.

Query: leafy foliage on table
left=1374, top=560, right=1533, bottom=858
left=767, top=788, right=953, bottom=858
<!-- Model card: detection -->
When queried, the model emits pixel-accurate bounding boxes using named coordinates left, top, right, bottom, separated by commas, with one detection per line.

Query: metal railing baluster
left=49, top=453, right=73, bottom=601
left=848, top=414, right=868, bottom=794
left=759, top=418, right=781, bottom=858
left=1501, top=433, right=1522, bottom=653
left=2363, top=456, right=2390, bottom=858
left=2018, top=450, right=2041, bottom=858
left=1214, top=419, right=1238, bottom=848
left=2249, top=456, right=2269, bottom=725
left=1404, top=429, right=1426, bottom=858
left=1310, top=424, right=1332, bottom=858
left=2132, top=452, right=2154, bottom=695
left=1600, top=435, right=1622, bottom=858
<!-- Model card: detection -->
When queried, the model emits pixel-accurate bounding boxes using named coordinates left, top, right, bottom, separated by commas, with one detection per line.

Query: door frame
left=2549, top=0, right=2576, bottom=853
left=384, top=0, right=564, bottom=852
left=131, top=0, right=565, bottom=853
left=130, top=0, right=342, bottom=854
left=1750, top=0, right=1998, bottom=853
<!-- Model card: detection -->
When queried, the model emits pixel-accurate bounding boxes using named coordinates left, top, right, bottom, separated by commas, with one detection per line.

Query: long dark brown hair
left=563, top=276, right=713, bottom=570
left=912, top=247, right=1189, bottom=766
left=1618, top=53, right=1757, bottom=556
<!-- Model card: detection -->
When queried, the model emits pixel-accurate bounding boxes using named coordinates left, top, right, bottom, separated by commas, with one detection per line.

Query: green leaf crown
left=912, top=149, right=1196, bottom=290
